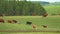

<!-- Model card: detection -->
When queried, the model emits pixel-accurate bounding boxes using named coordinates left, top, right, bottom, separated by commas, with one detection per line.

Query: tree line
left=0, top=0, right=47, bottom=16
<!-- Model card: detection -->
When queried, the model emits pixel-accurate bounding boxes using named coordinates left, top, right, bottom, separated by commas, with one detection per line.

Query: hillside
left=0, top=16, right=60, bottom=31
left=43, top=6, right=60, bottom=15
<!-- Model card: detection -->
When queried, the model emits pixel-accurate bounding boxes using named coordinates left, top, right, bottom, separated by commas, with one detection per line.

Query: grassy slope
left=43, top=6, right=60, bottom=15
left=0, top=16, right=60, bottom=31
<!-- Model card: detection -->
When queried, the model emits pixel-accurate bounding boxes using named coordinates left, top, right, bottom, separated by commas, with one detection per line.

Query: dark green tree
left=0, top=0, right=47, bottom=16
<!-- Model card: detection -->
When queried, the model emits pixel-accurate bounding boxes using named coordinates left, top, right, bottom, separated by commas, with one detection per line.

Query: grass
left=0, top=32, right=60, bottom=34
left=43, top=6, right=60, bottom=15
left=0, top=16, right=60, bottom=31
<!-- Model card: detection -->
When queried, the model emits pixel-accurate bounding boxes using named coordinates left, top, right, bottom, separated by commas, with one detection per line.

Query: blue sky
left=27, top=0, right=60, bottom=3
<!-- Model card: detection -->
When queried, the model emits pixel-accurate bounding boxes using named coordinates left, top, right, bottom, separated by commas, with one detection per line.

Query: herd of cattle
left=0, top=13, right=48, bottom=17
left=0, top=14, right=17, bottom=23
left=0, top=14, right=47, bottom=30
left=0, top=18, right=47, bottom=31
left=0, top=18, right=47, bottom=30
left=0, top=18, right=17, bottom=23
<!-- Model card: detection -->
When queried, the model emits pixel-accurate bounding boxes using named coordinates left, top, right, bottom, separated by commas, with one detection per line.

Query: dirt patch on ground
left=0, top=30, right=60, bottom=33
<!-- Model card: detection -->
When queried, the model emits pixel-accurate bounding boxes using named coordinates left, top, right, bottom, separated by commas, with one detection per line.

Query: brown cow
left=42, top=14, right=48, bottom=17
left=0, top=19, right=4, bottom=23
left=32, top=24, right=37, bottom=30
left=8, top=20, right=12, bottom=23
left=42, top=25, right=47, bottom=28
left=0, top=14, right=5, bottom=17
left=58, top=14, right=60, bottom=15
left=12, top=20, right=17, bottom=23
left=32, top=13, right=36, bottom=16
left=8, top=20, right=17, bottom=23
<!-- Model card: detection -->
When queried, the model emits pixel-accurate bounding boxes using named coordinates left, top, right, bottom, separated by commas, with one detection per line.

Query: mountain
left=31, top=1, right=50, bottom=6
left=50, top=2, right=60, bottom=6
left=31, top=1, right=60, bottom=6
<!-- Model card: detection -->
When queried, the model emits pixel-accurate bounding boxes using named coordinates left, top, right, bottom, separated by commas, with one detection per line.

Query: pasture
left=0, top=16, right=60, bottom=31
left=0, top=32, right=60, bottom=34
left=44, top=6, right=60, bottom=15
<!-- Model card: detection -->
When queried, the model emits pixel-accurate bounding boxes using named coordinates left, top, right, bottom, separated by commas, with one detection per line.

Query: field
left=0, top=16, right=60, bottom=31
left=0, top=32, right=60, bottom=34
left=0, top=6, right=60, bottom=34
left=43, top=6, right=60, bottom=15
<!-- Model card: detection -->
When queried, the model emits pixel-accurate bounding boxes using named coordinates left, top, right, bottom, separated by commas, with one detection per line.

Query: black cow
left=26, top=21, right=32, bottom=25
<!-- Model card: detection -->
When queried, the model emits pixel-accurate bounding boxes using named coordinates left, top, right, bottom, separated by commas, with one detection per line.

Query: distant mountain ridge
left=50, top=2, right=60, bottom=6
left=31, top=1, right=50, bottom=6
left=31, top=1, right=60, bottom=6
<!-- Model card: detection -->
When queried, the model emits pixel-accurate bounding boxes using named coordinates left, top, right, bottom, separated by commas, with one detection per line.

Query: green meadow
left=0, top=32, right=60, bottom=34
left=0, top=5, right=60, bottom=34
left=44, top=6, right=60, bottom=15
left=0, top=16, right=60, bottom=31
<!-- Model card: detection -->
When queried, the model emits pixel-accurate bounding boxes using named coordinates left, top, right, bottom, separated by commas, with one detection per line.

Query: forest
left=0, top=0, right=46, bottom=16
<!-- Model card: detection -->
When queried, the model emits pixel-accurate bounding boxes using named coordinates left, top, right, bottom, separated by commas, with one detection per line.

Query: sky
left=27, top=0, right=60, bottom=3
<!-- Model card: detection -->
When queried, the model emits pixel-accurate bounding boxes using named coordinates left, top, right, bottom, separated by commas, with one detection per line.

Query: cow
left=58, top=14, right=60, bottom=16
left=26, top=21, right=32, bottom=25
left=42, top=14, right=48, bottom=17
left=32, top=24, right=37, bottom=30
left=0, top=19, right=4, bottom=23
left=42, top=25, right=47, bottom=28
left=8, top=20, right=12, bottom=23
left=0, top=14, right=5, bottom=17
left=8, top=20, right=17, bottom=23
left=12, top=20, right=17, bottom=23
left=32, top=13, right=36, bottom=16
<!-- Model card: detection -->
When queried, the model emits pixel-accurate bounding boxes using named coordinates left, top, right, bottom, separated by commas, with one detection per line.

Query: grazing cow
left=12, top=20, right=17, bottom=23
left=8, top=20, right=12, bottom=23
left=42, top=25, right=47, bottom=28
left=32, top=13, right=36, bottom=16
left=26, top=21, right=32, bottom=25
left=0, top=14, right=5, bottom=17
left=58, top=14, right=60, bottom=15
left=32, top=24, right=37, bottom=30
left=0, top=19, right=4, bottom=23
left=8, top=20, right=17, bottom=23
left=42, top=14, right=48, bottom=17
